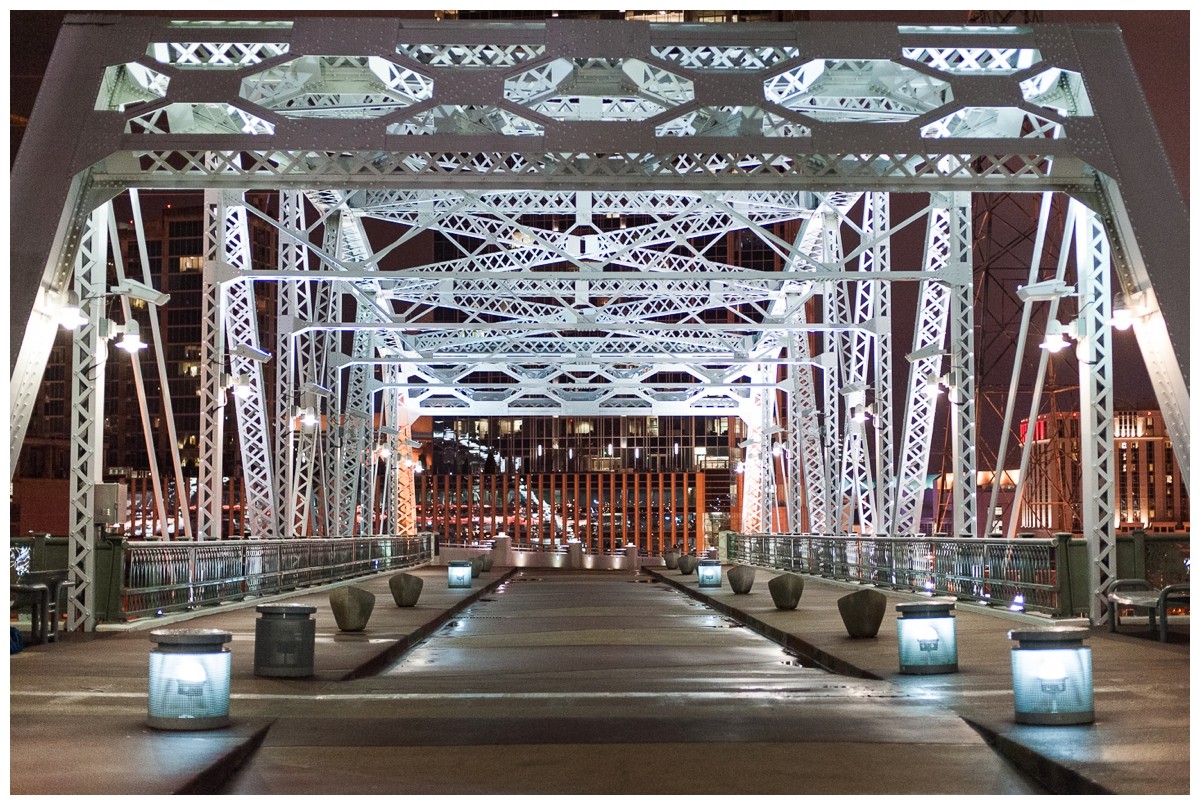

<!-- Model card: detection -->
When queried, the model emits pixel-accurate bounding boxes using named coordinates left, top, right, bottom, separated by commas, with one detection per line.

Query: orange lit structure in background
left=420, top=471, right=706, bottom=556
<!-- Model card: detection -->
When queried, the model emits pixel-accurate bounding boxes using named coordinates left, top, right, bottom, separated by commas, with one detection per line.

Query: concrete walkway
left=8, top=562, right=1190, bottom=795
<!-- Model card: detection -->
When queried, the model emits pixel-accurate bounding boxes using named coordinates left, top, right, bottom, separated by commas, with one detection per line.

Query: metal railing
left=121, top=535, right=432, bottom=619
left=729, top=533, right=1062, bottom=615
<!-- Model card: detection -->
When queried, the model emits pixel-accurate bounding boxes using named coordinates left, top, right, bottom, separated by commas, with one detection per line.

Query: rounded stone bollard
left=677, top=554, right=699, bottom=575
left=837, top=588, right=888, bottom=638
left=663, top=551, right=680, bottom=570
left=470, top=556, right=484, bottom=578
left=727, top=565, right=756, bottom=594
left=388, top=572, right=424, bottom=608
left=767, top=573, right=805, bottom=610
left=480, top=552, right=494, bottom=572
left=329, top=585, right=375, bottom=632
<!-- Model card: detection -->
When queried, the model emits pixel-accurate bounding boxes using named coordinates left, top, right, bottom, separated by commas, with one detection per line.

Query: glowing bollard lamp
left=147, top=629, right=232, bottom=730
left=1009, top=627, right=1094, bottom=725
left=447, top=560, right=473, bottom=588
left=896, top=601, right=958, bottom=674
left=697, top=559, right=722, bottom=588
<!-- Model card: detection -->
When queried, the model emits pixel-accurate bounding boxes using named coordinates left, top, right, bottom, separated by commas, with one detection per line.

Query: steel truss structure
left=10, top=17, right=1188, bottom=629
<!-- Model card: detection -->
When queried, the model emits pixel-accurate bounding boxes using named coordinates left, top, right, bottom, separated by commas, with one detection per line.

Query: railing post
left=187, top=544, right=197, bottom=609
left=1131, top=530, right=1146, bottom=580
left=1052, top=532, right=1074, bottom=617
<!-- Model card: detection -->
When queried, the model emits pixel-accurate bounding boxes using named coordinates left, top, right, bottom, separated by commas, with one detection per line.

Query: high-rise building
left=1019, top=409, right=1188, bottom=534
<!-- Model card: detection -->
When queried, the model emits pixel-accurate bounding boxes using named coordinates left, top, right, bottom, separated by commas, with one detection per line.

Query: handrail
left=120, top=535, right=432, bottom=620
left=729, top=533, right=1063, bottom=615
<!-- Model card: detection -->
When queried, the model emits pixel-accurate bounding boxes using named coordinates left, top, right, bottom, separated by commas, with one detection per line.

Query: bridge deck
left=9, top=563, right=1189, bottom=795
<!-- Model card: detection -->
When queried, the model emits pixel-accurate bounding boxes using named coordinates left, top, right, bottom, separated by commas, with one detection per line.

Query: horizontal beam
left=234, top=266, right=969, bottom=283
left=290, top=321, right=873, bottom=335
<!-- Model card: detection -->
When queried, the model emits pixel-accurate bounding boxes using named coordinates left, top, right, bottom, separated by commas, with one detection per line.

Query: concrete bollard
left=663, top=551, right=680, bottom=570
left=624, top=543, right=640, bottom=570
left=388, top=572, right=424, bottom=607
left=727, top=565, right=756, bottom=594
left=329, top=585, right=376, bottom=631
left=837, top=588, right=887, bottom=638
left=481, top=552, right=494, bottom=573
left=677, top=555, right=699, bottom=575
left=491, top=536, right=512, bottom=566
left=470, top=556, right=484, bottom=578
left=767, top=573, right=805, bottom=610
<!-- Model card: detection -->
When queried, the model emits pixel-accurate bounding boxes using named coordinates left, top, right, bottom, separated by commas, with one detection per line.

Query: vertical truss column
left=66, top=206, right=108, bottom=630
left=739, top=364, right=776, bottom=534
left=218, top=192, right=277, bottom=539
left=841, top=390, right=873, bottom=532
left=946, top=193, right=977, bottom=538
left=297, top=284, right=338, bottom=537
left=275, top=190, right=307, bottom=537
left=864, top=193, right=895, bottom=534
left=390, top=386, right=418, bottom=536
left=817, top=210, right=849, bottom=533
left=891, top=195, right=959, bottom=535
left=198, top=194, right=226, bottom=542
left=293, top=200, right=364, bottom=536
left=329, top=215, right=380, bottom=537
left=1074, top=203, right=1117, bottom=624
left=785, top=333, right=828, bottom=533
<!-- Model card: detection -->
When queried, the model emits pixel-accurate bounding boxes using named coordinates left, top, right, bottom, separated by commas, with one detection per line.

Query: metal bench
left=10, top=570, right=73, bottom=645
left=1107, top=579, right=1190, bottom=642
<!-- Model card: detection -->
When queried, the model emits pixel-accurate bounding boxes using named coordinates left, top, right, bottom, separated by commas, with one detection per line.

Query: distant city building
left=1019, top=409, right=1188, bottom=534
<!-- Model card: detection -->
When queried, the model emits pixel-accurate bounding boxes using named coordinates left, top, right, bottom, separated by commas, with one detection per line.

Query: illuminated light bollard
left=896, top=601, right=958, bottom=674
left=697, top=559, right=722, bottom=589
left=447, top=560, right=473, bottom=589
left=254, top=604, right=317, bottom=678
left=147, top=629, right=232, bottom=730
left=1009, top=628, right=1094, bottom=725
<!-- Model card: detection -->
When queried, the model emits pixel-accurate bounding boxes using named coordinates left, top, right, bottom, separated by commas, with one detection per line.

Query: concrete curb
left=646, top=567, right=883, bottom=679
left=646, top=566, right=1118, bottom=796
left=175, top=720, right=276, bottom=795
left=961, top=719, right=1111, bottom=795
left=338, top=567, right=519, bottom=680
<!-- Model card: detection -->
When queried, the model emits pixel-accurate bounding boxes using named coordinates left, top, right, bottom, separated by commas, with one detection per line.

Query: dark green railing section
left=728, top=533, right=1061, bottom=614
left=10, top=534, right=431, bottom=622
left=728, top=532, right=1191, bottom=618
left=121, top=536, right=432, bottom=619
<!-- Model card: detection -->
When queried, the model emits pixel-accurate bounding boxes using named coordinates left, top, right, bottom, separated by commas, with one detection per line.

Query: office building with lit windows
left=1019, top=409, right=1188, bottom=534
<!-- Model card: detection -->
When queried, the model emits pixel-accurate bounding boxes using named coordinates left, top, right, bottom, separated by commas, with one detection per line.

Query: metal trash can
left=253, top=603, right=317, bottom=677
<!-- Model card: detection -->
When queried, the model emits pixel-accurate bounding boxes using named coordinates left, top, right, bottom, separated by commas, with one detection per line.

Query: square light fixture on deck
left=447, top=560, right=473, bottom=588
left=697, top=559, right=722, bottom=588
